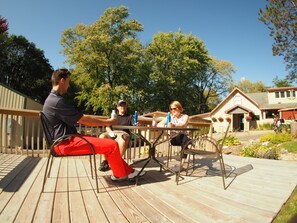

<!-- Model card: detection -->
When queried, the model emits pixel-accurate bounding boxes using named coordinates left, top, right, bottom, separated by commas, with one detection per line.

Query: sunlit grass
left=280, top=140, right=297, bottom=153
left=273, top=140, right=297, bottom=223
left=273, top=186, right=297, bottom=223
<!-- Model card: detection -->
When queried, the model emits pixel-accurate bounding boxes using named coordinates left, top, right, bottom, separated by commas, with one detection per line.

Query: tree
left=143, top=31, right=234, bottom=114
left=0, top=34, right=53, bottom=102
left=0, top=16, right=8, bottom=34
left=61, top=6, right=144, bottom=115
left=230, top=78, right=268, bottom=93
left=272, top=75, right=293, bottom=87
left=259, top=0, right=297, bottom=82
left=0, top=16, right=9, bottom=77
left=193, top=57, right=235, bottom=113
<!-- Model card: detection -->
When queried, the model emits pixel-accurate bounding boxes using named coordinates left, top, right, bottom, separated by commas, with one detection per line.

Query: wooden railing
left=0, top=108, right=212, bottom=161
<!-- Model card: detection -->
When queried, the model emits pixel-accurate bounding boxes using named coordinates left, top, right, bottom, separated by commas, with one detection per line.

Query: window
left=267, top=110, right=278, bottom=118
left=286, top=91, right=291, bottom=97
left=287, top=90, right=296, bottom=99
left=275, top=90, right=296, bottom=99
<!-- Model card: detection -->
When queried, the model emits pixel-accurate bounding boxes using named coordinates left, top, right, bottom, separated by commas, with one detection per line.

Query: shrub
left=260, top=132, right=292, bottom=144
left=219, top=135, right=241, bottom=146
left=241, top=143, right=280, bottom=159
left=257, top=123, right=273, bottom=130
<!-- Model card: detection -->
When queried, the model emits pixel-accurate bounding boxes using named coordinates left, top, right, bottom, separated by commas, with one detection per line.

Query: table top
left=112, top=125, right=200, bottom=131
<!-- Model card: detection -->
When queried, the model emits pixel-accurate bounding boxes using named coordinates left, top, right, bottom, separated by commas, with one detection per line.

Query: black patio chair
left=176, top=122, right=230, bottom=189
left=40, top=112, right=99, bottom=193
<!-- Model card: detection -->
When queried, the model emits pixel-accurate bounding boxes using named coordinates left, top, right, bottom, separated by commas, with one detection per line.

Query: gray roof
left=246, top=92, right=297, bottom=110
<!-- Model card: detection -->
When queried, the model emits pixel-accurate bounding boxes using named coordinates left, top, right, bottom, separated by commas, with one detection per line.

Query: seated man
left=43, top=69, right=145, bottom=181
left=99, top=100, right=133, bottom=171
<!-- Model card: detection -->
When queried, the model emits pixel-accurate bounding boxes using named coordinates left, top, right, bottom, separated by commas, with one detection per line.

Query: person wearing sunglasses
left=157, top=101, right=190, bottom=165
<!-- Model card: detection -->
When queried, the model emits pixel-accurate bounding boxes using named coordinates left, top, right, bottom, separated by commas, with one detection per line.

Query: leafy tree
left=195, top=58, right=235, bottom=113
left=143, top=31, right=234, bottom=114
left=61, top=7, right=235, bottom=115
left=272, top=75, right=293, bottom=87
left=230, top=78, right=268, bottom=93
left=61, top=6, right=144, bottom=115
left=259, top=0, right=297, bottom=82
left=0, top=34, right=53, bottom=103
left=142, top=31, right=209, bottom=114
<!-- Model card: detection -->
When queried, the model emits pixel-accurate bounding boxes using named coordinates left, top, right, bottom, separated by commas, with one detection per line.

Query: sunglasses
left=170, top=107, right=177, bottom=111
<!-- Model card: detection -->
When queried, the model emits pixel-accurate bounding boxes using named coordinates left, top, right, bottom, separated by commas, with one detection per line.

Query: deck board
left=0, top=153, right=296, bottom=223
left=52, top=157, right=70, bottom=223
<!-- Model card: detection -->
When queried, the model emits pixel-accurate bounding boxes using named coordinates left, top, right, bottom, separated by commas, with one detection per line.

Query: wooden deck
left=0, top=153, right=296, bottom=223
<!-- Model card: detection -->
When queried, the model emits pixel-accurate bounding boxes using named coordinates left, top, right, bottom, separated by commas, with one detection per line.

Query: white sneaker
left=110, top=175, right=127, bottom=181
left=128, top=169, right=146, bottom=179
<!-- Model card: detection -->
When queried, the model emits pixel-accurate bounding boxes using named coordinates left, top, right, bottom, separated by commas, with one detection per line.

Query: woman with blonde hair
left=157, top=101, right=190, bottom=165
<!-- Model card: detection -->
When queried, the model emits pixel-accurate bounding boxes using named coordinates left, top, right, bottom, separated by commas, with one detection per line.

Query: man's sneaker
left=110, top=175, right=128, bottom=181
left=110, top=169, right=146, bottom=182
left=128, top=169, right=146, bottom=179
left=99, top=160, right=110, bottom=172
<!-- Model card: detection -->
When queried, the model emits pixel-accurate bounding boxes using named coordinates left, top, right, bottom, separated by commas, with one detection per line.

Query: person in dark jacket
left=42, top=69, right=145, bottom=181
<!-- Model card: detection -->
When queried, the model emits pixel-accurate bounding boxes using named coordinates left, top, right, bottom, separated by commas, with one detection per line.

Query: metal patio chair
left=176, top=122, right=230, bottom=189
left=40, top=112, right=99, bottom=193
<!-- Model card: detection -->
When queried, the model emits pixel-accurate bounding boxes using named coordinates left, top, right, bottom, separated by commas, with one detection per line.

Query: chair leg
left=176, top=164, right=180, bottom=185
left=89, top=155, right=93, bottom=179
left=217, top=153, right=226, bottom=190
left=124, top=138, right=133, bottom=164
left=42, top=153, right=52, bottom=192
left=176, top=152, right=184, bottom=185
left=47, top=155, right=54, bottom=178
left=92, top=154, right=99, bottom=193
left=186, top=154, right=192, bottom=176
left=220, top=154, right=227, bottom=178
left=167, top=144, right=172, bottom=167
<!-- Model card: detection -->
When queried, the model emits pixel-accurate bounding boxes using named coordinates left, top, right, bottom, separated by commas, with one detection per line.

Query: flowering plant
left=246, top=115, right=252, bottom=121
left=211, top=117, right=217, bottom=122
left=225, top=117, right=231, bottom=122
left=218, top=117, right=224, bottom=122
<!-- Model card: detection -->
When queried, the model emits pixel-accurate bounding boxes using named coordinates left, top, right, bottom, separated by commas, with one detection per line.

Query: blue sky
left=1, top=0, right=288, bottom=86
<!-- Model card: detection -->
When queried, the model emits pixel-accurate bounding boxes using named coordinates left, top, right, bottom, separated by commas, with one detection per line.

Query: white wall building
left=193, top=87, right=297, bottom=133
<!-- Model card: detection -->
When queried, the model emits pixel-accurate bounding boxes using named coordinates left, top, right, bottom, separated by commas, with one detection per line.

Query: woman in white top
left=157, top=101, right=190, bottom=161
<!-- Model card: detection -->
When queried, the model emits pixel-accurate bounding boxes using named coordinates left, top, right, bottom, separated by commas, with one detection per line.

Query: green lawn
left=273, top=140, right=297, bottom=223
left=281, top=140, right=297, bottom=153
left=273, top=186, right=297, bottom=223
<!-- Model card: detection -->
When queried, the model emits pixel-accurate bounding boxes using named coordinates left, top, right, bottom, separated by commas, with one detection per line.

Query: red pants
left=54, top=135, right=133, bottom=178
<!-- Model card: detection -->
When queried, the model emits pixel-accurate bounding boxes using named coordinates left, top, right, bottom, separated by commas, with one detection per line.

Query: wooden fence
left=0, top=108, right=212, bottom=162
